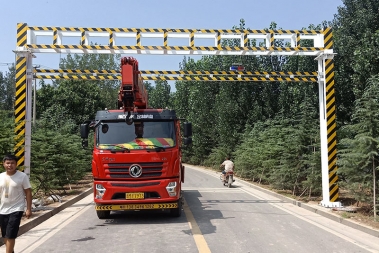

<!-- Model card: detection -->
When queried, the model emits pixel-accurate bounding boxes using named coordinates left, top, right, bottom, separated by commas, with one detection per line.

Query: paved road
left=5, top=165, right=379, bottom=253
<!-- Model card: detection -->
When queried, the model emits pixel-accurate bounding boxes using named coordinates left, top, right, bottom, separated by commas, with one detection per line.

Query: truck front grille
left=106, top=162, right=164, bottom=179
left=111, top=182, right=160, bottom=187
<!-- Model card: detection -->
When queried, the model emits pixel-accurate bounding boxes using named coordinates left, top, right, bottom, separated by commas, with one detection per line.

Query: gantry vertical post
left=14, top=23, right=32, bottom=176
left=318, top=28, right=341, bottom=207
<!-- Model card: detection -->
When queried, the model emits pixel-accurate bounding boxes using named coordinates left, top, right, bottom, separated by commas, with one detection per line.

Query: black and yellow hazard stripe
left=140, top=70, right=317, bottom=77
left=324, top=27, right=338, bottom=202
left=95, top=203, right=178, bottom=211
left=28, top=44, right=324, bottom=52
left=34, top=74, right=317, bottom=82
left=164, top=31, right=168, bottom=47
left=109, top=31, right=114, bottom=46
left=323, top=28, right=339, bottom=202
left=26, top=24, right=326, bottom=53
left=34, top=74, right=120, bottom=80
left=143, top=76, right=317, bottom=82
left=325, top=58, right=338, bottom=202
left=35, top=68, right=119, bottom=74
left=80, top=28, right=85, bottom=45
left=136, top=31, right=141, bottom=46
left=296, top=33, right=300, bottom=47
left=35, top=68, right=318, bottom=77
left=14, top=57, right=26, bottom=168
left=190, top=32, right=195, bottom=47
left=28, top=26, right=323, bottom=35
left=17, top=23, right=27, bottom=47
left=323, top=27, right=333, bottom=49
left=53, top=28, right=58, bottom=45
left=270, top=32, right=274, bottom=48
left=15, top=24, right=28, bottom=168
left=243, top=31, right=248, bottom=47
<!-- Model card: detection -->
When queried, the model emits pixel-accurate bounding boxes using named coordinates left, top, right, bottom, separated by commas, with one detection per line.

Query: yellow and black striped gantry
left=15, top=23, right=338, bottom=203
left=22, top=23, right=330, bottom=54
left=33, top=68, right=319, bottom=82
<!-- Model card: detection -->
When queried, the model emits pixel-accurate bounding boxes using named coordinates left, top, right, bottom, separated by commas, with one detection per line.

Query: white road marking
left=182, top=187, right=242, bottom=193
left=13, top=195, right=94, bottom=253
left=239, top=187, right=379, bottom=253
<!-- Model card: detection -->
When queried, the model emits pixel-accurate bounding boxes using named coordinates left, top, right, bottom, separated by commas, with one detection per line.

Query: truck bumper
left=95, top=202, right=178, bottom=211
left=93, top=178, right=181, bottom=208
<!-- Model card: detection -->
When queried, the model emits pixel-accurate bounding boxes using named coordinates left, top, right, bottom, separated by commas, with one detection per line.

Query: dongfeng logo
left=129, top=164, right=142, bottom=178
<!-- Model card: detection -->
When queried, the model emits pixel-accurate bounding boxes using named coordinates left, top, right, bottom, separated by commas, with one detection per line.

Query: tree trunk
left=259, top=168, right=265, bottom=184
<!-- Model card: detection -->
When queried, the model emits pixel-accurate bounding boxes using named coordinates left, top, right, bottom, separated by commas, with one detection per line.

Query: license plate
left=126, top=192, right=144, bottom=199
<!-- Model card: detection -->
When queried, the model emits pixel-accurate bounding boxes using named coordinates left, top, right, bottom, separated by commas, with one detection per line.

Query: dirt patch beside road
left=20, top=173, right=93, bottom=228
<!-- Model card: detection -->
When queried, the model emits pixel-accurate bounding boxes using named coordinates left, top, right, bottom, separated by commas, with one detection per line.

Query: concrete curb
left=18, top=188, right=93, bottom=236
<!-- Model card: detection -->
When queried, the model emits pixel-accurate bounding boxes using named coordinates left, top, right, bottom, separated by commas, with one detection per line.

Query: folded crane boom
left=118, top=57, right=148, bottom=114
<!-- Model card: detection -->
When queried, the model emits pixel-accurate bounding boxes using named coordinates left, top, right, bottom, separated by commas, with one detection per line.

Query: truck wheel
left=170, top=199, right=182, bottom=217
left=96, top=210, right=111, bottom=219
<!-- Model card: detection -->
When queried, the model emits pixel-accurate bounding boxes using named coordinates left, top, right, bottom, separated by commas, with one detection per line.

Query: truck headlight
left=95, top=184, right=106, bottom=199
left=166, top=182, right=177, bottom=197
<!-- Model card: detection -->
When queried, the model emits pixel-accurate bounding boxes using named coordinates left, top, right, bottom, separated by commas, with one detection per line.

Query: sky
left=0, top=0, right=344, bottom=90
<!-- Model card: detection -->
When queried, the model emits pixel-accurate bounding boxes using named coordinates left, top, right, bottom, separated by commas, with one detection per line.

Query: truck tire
left=170, top=198, right=182, bottom=217
left=96, top=210, right=111, bottom=219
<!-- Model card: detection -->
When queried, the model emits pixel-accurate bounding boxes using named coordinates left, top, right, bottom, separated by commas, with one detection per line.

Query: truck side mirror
left=183, top=122, right=192, bottom=138
left=82, top=139, right=88, bottom=148
left=184, top=137, right=192, bottom=146
left=80, top=123, right=89, bottom=139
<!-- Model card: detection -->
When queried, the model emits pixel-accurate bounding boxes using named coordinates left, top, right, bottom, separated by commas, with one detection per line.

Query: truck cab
left=81, top=108, right=192, bottom=219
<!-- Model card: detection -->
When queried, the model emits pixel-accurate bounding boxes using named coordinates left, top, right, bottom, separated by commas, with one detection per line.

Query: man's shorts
left=0, top=211, right=24, bottom=239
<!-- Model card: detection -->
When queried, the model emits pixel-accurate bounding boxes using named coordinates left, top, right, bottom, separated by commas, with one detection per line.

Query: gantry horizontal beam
left=23, top=45, right=326, bottom=56
left=34, top=74, right=317, bottom=82
left=34, top=68, right=318, bottom=77
left=17, top=23, right=333, bottom=56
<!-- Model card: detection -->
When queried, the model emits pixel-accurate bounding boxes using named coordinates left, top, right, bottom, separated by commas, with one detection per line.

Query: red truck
left=80, top=57, right=192, bottom=219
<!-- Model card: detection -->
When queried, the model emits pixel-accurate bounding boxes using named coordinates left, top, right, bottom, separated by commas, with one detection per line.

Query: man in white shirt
left=0, top=154, right=32, bottom=253
left=220, top=157, right=234, bottom=181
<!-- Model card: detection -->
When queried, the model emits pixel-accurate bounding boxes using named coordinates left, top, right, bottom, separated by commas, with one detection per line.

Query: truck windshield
left=96, top=121, right=176, bottom=150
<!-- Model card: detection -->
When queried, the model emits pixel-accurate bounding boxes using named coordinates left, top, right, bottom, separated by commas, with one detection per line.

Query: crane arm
left=118, top=57, right=148, bottom=114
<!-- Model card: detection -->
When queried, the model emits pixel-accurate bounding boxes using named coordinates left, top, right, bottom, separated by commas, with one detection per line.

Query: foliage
left=59, top=53, right=121, bottom=109
left=0, top=1, right=378, bottom=217
left=332, top=0, right=379, bottom=124
left=0, top=111, right=15, bottom=163
left=148, top=79, right=172, bottom=109
left=38, top=80, right=107, bottom=125
left=36, top=54, right=121, bottom=125
left=0, top=65, right=16, bottom=111
left=338, top=75, right=379, bottom=211
left=30, top=108, right=92, bottom=196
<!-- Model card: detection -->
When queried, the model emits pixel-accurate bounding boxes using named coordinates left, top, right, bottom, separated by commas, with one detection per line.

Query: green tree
left=148, top=79, right=171, bottom=109
left=332, top=0, right=379, bottom=124
left=0, top=65, right=16, bottom=111
left=59, top=53, right=121, bottom=110
left=0, top=111, right=14, bottom=160
left=338, top=75, right=379, bottom=217
left=31, top=107, right=91, bottom=195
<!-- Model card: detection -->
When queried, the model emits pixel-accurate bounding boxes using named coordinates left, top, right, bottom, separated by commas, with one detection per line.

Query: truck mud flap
left=96, top=203, right=178, bottom=211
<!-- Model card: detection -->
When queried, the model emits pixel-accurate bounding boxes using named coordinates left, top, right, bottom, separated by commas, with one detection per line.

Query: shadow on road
left=102, top=209, right=188, bottom=225
left=183, top=190, right=225, bottom=235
